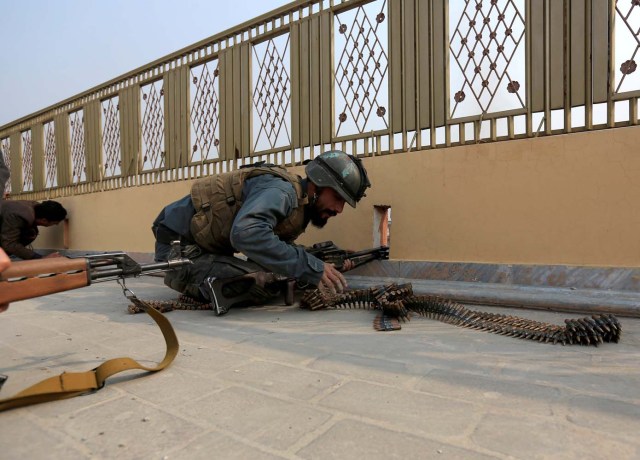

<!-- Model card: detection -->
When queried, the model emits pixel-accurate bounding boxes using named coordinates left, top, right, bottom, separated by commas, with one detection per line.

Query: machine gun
left=0, top=250, right=192, bottom=305
left=305, top=241, right=390, bottom=271
left=196, top=242, right=389, bottom=316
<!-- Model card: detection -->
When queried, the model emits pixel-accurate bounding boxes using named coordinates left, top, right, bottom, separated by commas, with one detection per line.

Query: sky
left=0, top=0, right=288, bottom=127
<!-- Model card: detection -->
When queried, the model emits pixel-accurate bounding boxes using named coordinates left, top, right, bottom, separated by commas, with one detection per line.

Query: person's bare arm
left=0, top=248, right=10, bottom=312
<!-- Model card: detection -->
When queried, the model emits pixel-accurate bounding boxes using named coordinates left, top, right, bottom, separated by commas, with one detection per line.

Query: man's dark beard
left=310, top=214, right=328, bottom=228
left=306, top=205, right=336, bottom=228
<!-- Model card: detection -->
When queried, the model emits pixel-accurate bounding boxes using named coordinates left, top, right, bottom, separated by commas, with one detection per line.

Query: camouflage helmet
left=305, top=150, right=371, bottom=207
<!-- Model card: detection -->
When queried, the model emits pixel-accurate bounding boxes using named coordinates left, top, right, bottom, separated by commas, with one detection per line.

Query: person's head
left=34, top=200, right=67, bottom=227
left=305, top=150, right=371, bottom=228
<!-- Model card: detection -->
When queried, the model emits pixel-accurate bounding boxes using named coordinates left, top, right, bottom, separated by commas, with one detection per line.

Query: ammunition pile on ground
left=300, top=283, right=622, bottom=346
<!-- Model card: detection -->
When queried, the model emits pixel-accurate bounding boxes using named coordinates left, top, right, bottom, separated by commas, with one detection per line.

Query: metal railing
left=1, top=0, right=637, bottom=199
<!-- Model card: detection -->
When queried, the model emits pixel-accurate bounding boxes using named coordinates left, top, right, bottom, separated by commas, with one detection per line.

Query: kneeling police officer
left=152, top=150, right=371, bottom=315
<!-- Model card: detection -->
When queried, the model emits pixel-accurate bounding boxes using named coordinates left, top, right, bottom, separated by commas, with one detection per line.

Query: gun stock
left=0, top=253, right=191, bottom=305
left=0, top=258, right=90, bottom=304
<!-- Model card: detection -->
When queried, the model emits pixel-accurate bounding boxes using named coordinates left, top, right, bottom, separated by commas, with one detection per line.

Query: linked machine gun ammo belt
left=300, top=283, right=622, bottom=346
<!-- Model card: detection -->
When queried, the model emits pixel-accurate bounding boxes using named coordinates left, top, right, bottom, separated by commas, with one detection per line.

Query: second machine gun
left=205, top=241, right=390, bottom=315
left=304, top=241, right=390, bottom=271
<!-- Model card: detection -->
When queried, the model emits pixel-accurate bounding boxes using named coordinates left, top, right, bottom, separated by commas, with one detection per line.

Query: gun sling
left=0, top=297, right=178, bottom=412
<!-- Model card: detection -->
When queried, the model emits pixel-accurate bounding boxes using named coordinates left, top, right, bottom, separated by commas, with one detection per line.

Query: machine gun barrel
left=306, top=241, right=389, bottom=270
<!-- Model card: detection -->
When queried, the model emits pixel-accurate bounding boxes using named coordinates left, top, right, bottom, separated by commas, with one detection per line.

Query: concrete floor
left=1, top=277, right=639, bottom=459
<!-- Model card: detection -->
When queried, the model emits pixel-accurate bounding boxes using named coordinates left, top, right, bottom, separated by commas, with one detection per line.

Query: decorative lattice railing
left=0, top=0, right=636, bottom=199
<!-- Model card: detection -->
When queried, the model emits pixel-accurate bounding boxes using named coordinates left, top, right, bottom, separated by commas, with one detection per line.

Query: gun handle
left=0, top=258, right=90, bottom=304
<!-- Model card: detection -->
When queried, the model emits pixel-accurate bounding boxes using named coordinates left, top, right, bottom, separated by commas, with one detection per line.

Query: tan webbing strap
left=0, top=298, right=178, bottom=412
left=223, top=172, right=238, bottom=206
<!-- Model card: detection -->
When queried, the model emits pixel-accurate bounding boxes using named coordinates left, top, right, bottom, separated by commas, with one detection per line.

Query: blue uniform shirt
left=155, top=174, right=325, bottom=286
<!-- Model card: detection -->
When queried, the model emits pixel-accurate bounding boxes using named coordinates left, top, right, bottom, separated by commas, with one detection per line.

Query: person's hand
left=0, top=248, right=10, bottom=313
left=318, top=262, right=348, bottom=294
left=340, top=259, right=354, bottom=272
left=43, top=252, right=63, bottom=259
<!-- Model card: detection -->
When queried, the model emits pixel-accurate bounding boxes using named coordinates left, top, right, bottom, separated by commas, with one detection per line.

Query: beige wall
left=36, top=126, right=640, bottom=268
left=351, top=126, right=640, bottom=267
left=37, top=180, right=192, bottom=253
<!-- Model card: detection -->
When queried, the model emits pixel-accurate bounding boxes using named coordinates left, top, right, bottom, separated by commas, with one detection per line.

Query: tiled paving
left=1, top=277, right=639, bottom=459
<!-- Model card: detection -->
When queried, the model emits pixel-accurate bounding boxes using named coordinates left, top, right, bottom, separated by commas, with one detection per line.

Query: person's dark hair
left=34, top=200, right=67, bottom=221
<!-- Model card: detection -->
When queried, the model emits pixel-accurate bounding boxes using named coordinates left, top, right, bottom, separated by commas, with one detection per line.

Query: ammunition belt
left=300, top=283, right=622, bottom=346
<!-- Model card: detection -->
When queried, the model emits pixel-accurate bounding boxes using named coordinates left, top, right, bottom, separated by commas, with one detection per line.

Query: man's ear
left=306, top=181, right=317, bottom=200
